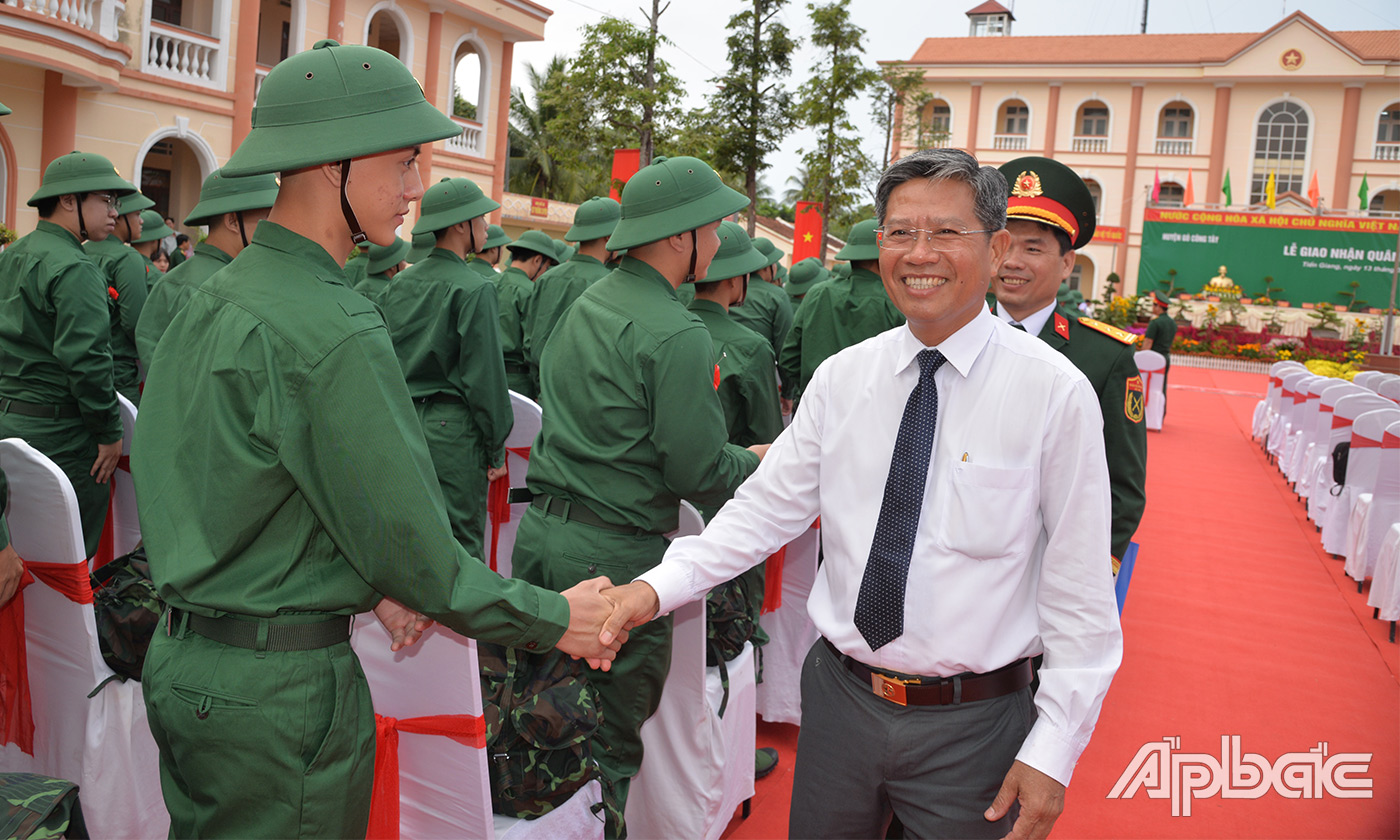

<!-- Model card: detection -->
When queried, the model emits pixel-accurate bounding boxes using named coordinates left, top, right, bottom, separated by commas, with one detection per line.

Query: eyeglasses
left=875, top=226, right=994, bottom=252
left=84, top=192, right=120, bottom=210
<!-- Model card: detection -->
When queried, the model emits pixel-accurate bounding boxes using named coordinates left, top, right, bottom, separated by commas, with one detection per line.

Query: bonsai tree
left=1104, top=271, right=1121, bottom=298
left=1336, top=280, right=1368, bottom=313
left=1158, top=268, right=1185, bottom=299
left=1255, top=275, right=1282, bottom=306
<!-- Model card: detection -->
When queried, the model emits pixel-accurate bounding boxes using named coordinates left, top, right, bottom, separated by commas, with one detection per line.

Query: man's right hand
left=0, top=543, right=23, bottom=607
left=558, top=576, right=627, bottom=670
left=91, top=440, right=122, bottom=484
left=598, top=581, right=660, bottom=646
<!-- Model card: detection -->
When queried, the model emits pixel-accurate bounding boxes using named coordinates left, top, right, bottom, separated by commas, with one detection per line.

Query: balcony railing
left=1071, top=136, right=1108, bottom=153
left=1155, top=138, right=1194, bottom=155
left=445, top=116, right=485, bottom=157
left=254, top=63, right=271, bottom=102
left=145, top=20, right=220, bottom=87
left=1375, top=142, right=1400, bottom=161
left=992, top=134, right=1028, bottom=151
left=3, top=0, right=124, bottom=41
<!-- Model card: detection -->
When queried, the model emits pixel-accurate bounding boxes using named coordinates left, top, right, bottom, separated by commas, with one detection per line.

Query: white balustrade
left=3, top=0, right=122, bottom=40
left=1375, top=142, right=1400, bottom=162
left=254, top=64, right=270, bottom=103
left=145, top=20, right=220, bottom=87
left=445, top=116, right=485, bottom=157
left=1072, top=136, right=1109, bottom=153
left=992, top=133, right=1028, bottom=151
left=1155, top=138, right=1194, bottom=155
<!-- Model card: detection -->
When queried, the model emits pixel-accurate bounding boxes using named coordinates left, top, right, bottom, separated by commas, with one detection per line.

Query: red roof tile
left=965, top=1, right=1014, bottom=18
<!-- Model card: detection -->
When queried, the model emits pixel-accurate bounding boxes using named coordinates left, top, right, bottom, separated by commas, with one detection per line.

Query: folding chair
left=486, top=391, right=542, bottom=579
left=1310, top=391, right=1392, bottom=526
left=1132, top=350, right=1166, bottom=431
left=1298, top=381, right=1364, bottom=510
left=1255, top=361, right=1307, bottom=443
left=1352, top=370, right=1385, bottom=392
left=1283, top=376, right=1329, bottom=485
left=1343, top=410, right=1400, bottom=586
left=1379, top=376, right=1400, bottom=403
left=1367, top=523, right=1400, bottom=642
left=1269, top=372, right=1319, bottom=467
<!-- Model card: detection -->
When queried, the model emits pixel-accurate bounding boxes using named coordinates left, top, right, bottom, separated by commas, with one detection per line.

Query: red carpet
left=721, top=366, right=1399, bottom=839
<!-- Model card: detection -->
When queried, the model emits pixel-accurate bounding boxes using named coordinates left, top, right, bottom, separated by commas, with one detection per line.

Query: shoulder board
left=1077, top=317, right=1140, bottom=345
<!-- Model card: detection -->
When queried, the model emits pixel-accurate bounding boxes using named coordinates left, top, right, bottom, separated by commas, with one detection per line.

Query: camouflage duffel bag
left=0, top=773, right=88, bottom=839
left=90, top=545, right=163, bottom=683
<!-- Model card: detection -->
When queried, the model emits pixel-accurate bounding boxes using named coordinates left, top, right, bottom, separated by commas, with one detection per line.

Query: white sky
left=499, top=0, right=1399, bottom=201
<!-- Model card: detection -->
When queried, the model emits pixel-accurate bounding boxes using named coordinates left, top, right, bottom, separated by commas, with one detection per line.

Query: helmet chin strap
left=684, top=229, right=698, bottom=283
left=338, top=159, right=368, bottom=245
left=76, top=199, right=89, bottom=241
left=236, top=211, right=249, bottom=249
left=467, top=219, right=477, bottom=256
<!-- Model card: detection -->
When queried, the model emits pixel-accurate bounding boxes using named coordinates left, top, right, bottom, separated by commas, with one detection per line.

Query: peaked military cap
left=185, top=169, right=280, bottom=226
left=998, top=156, right=1097, bottom=250
left=606, top=156, right=749, bottom=251
left=702, top=220, right=769, bottom=282
left=834, top=219, right=879, bottom=261
left=133, top=210, right=174, bottom=244
left=567, top=197, right=622, bottom=242
left=413, top=177, right=500, bottom=235
left=28, top=151, right=138, bottom=206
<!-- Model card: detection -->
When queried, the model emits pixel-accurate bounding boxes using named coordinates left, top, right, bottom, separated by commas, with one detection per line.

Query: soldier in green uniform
left=512, top=156, right=766, bottom=819
left=524, top=197, right=620, bottom=390
left=342, top=241, right=371, bottom=288
left=407, top=230, right=436, bottom=264
left=784, top=256, right=829, bottom=305
left=354, top=236, right=410, bottom=298
left=86, top=190, right=153, bottom=405
left=496, top=229, right=557, bottom=399
left=728, top=236, right=792, bottom=356
left=993, top=156, right=1146, bottom=571
left=467, top=223, right=511, bottom=280
left=0, top=151, right=133, bottom=557
left=1142, top=291, right=1176, bottom=373
left=134, top=168, right=278, bottom=369
left=378, top=177, right=510, bottom=561
left=778, top=218, right=904, bottom=409
left=131, top=210, right=174, bottom=291
left=130, top=41, right=621, bottom=839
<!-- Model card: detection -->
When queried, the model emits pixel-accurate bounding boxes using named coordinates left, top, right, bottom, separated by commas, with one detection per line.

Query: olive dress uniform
left=1145, top=311, right=1176, bottom=375
left=377, top=246, right=512, bottom=560
left=0, top=221, right=123, bottom=557
left=134, top=242, right=233, bottom=368
left=524, top=252, right=610, bottom=385
left=728, top=271, right=792, bottom=356
left=777, top=266, right=904, bottom=405
left=85, top=236, right=150, bottom=405
left=496, top=264, right=537, bottom=398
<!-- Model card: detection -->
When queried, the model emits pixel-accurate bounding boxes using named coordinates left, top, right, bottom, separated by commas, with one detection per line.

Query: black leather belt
left=413, top=393, right=463, bottom=404
left=823, top=638, right=1032, bottom=707
left=531, top=494, right=652, bottom=536
left=168, top=608, right=351, bottom=651
left=0, top=398, right=81, bottom=419
left=503, top=362, right=528, bottom=375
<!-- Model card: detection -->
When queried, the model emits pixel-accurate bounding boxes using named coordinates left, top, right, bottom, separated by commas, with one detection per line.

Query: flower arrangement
left=1093, top=295, right=1138, bottom=328
left=0, top=223, right=16, bottom=248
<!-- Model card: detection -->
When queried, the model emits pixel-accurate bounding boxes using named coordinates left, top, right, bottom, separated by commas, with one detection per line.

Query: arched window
left=1251, top=101, right=1309, bottom=204
left=1083, top=178, right=1103, bottom=219
left=452, top=43, right=482, bottom=121
left=995, top=99, right=1028, bottom=150
left=1370, top=189, right=1399, bottom=215
left=1376, top=103, right=1400, bottom=161
left=1156, top=181, right=1184, bottom=207
left=1155, top=101, right=1193, bottom=154
left=366, top=9, right=404, bottom=61
left=1073, top=100, right=1109, bottom=152
left=911, top=98, right=950, bottom=149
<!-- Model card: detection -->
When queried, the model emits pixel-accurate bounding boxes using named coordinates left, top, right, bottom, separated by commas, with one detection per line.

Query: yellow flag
left=1265, top=170, right=1277, bottom=209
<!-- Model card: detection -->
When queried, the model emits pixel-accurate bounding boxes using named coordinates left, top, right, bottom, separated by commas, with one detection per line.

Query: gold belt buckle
left=871, top=672, right=919, bottom=706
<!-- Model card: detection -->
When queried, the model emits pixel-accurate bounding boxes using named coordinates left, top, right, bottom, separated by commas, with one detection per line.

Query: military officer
left=784, top=256, right=829, bottom=305
left=130, top=41, right=620, bottom=839
left=134, top=168, right=279, bottom=369
left=354, top=236, right=410, bottom=298
left=86, top=189, right=154, bottom=405
left=0, top=152, right=134, bottom=556
left=131, top=210, right=175, bottom=289
left=778, top=218, right=905, bottom=409
left=512, top=156, right=766, bottom=819
left=495, top=229, right=557, bottom=399
left=993, top=156, right=1147, bottom=570
left=1142, top=291, right=1176, bottom=374
left=523, top=197, right=621, bottom=389
left=378, top=177, right=510, bottom=561
left=729, top=236, right=792, bottom=356
left=466, top=223, right=510, bottom=280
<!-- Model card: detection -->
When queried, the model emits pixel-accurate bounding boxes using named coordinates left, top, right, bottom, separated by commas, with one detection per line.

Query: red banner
left=792, top=201, right=824, bottom=263
left=529, top=198, right=549, bottom=218
left=610, top=149, right=642, bottom=201
left=1143, top=207, right=1399, bottom=234
left=1093, top=225, right=1127, bottom=244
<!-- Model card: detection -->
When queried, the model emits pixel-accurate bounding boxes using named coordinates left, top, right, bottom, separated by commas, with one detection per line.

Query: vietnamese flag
left=792, top=201, right=824, bottom=263
left=1307, top=170, right=1320, bottom=208
left=1184, top=170, right=1195, bottom=206
left=1151, top=168, right=1161, bottom=204
left=610, top=149, right=641, bottom=201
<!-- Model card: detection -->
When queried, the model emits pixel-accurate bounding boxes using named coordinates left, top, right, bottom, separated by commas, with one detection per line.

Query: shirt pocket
left=934, top=463, right=1038, bottom=561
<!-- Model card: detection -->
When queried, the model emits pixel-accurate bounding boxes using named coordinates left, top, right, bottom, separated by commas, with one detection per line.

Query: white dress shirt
left=995, top=298, right=1058, bottom=337
left=639, top=309, right=1123, bottom=785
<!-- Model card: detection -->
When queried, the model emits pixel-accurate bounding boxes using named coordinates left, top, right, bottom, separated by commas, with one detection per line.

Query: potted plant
left=1307, top=302, right=1344, bottom=338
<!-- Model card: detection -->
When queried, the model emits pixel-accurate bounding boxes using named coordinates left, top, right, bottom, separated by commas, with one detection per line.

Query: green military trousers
left=143, top=619, right=375, bottom=838
left=114, top=360, right=141, bottom=408
left=505, top=368, right=536, bottom=402
left=0, top=413, right=108, bottom=558
left=511, top=506, right=673, bottom=814
left=417, top=399, right=491, bottom=561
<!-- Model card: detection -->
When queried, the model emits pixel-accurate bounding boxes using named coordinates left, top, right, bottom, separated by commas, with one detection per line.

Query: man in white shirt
left=600, top=148, right=1122, bottom=839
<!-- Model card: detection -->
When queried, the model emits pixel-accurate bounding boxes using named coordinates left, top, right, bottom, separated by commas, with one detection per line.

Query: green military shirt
left=778, top=266, right=904, bottom=402
left=465, top=256, right=497, bottom=280
left=524, top=253, right=610, bottom=386
left=687, top=299, right=782, bottom=449
left=141, top=254, right=164, bottom=292
left=342, top=251, right=369, bottom=289
left=729, top=277, right=792, bottom=357
left=0, top=221, right=122, bottom=443
left=377, top=248, right=512, bottom=470
left=1144, top=312, right=1177, bottom=373
left=528, top=256, right=761, bottom=534
left=135, top=242, right=234, bottom=369
left=353, top=270, right=393, bottom=300
left=495, top=265, right=535, bottom=398
left=674, top=283, right=695, bottom=307
left=85, top=237, right=150, bottom=399
left=131, top=222, right=567, bottom=648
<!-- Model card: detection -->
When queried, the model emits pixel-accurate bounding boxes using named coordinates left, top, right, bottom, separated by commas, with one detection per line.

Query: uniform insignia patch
left=1054, top=313, right=1070, bottom=340
left=1125, top=375, right=1145, bottom=424
left=1011, top=171, right=1043, bottom=198
left=1078, top=316, right=1140, bottom=345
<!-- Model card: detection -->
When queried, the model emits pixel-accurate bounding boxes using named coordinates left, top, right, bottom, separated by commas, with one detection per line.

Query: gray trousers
left=788, top=640, right=1035, bottom=839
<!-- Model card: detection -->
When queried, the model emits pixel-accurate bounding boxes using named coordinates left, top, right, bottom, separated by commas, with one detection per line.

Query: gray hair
left=874, top=148, right=1007, bottom=233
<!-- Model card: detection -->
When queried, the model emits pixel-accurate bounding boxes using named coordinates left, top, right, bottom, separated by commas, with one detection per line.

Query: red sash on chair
left=762, top=517, right=821, bottom=614
left=0, top=559, right=95, bottom=754
left=485, top=447, right=531, bottom=572
left=366, top=712, right=487, bottom=840
left=90, top=454, right=131, bottom=571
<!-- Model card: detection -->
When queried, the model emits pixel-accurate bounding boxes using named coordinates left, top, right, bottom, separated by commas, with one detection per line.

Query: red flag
left=792, top=201, right=824, bottom=263
left=1184, top=170, right=1195, bottom=207
left=1151, top=168, right=1161, bottom=204
left=609, top=149, right=641, bottom=201
left=1307, top=171, right=1320, bottom=208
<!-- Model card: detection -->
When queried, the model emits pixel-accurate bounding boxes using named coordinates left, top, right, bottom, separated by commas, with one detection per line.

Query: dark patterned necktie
left=1011, top=322, right=1027, bottom=331
left=854, top=348, right=947, bottom=651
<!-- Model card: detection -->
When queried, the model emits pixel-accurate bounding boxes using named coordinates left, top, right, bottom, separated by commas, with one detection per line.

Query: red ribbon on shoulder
left=366, top=712, right=486, bottom=839
left=486, top=447, right=531, bottom=572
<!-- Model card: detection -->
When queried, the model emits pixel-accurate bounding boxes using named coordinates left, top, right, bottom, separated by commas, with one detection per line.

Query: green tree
left=870, top=65, right=926, bottom=169
left=508, top=57, right=592, bottom=201
left=782, top=164, right=811, bottom=204
left=793, top=0, right=880, bottom=258
left=708, top=0, right=798, bottom=235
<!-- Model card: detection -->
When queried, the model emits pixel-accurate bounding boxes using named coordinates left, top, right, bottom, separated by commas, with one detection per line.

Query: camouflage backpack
left=705, top=568, right=770, bottom=715
left=0, top=773, right=88, bottom=839
left=90, top=545, right=163, bottom=683
left=477, top=642, right=622, bottom=836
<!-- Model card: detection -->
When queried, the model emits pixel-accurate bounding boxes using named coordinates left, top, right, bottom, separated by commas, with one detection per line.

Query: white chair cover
left=756, top=522, right=820, bottom=726
left=1379, top=376, right=1400, bottom=403
left=1352, top=419, right=1400, bottom=585
left=1253, top=361, right=1305, bottom=442
left=0, top=438, right=168, bottom=838
left=1132, top=350, right=1166, bottom=431
left=1270, top=373, right=1319, bottom=466
left=108, top=393, right=141, bottom=563
left=1352, top=370, right=1385, bottom=392
left=1367, top=523, right=1400, bottom=623
left=488, top=391, right=542, bottom=579
left=1284, top=377, right=1329, bottom=483
left=1309, top=391, right=1391, bottom=524
left=1343, top=412, right=1400, bottom=582
left=1345, top=494, right=1374, bottom=583
left=628, top=502, right=756, bottom=840
left=1298, top=382, right=1362, bottom=509
left=1320, top=400, right=1399, bottom=554
left=351, top=614, right=604, bottom=840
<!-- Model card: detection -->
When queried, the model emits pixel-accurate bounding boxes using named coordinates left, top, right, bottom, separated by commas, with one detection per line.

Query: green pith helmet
left=606, top=156, right=749, bottom=251
left=567, top=196, right=622, bottom=242
left=776, top=262, right=788, bottom=282
left=0, top=102, right=10, bottom=117
left=831, top=261, right=852, bottom=280
left=133, top=210, right=174, bottom=244
left=702, top=220, right=769, bottom=282
left=998, top=156, right=1096, bottom=250
left=507, top=229, right=557, bottom=261
left=483, top=224, right=511, bottom=249
left=118, top=192, right=155, bottom=215
left=368, top=237, right=412, bottom=273
left=834, top=219, right=879, bottom=261
left=185, top=169, right=280, bottom=226
left=558, top=242, right=577, bottom=262
left=751, top=237, right=783, bottom=271
left=413, top=177, right=501, bottom=235
left=28, top=151, right=138, bottom=206
left=222, top=40, right=459, bottom=177
left=785, top=257, right=830, bottom=297
left=407, top=231, right=436, bottom=262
